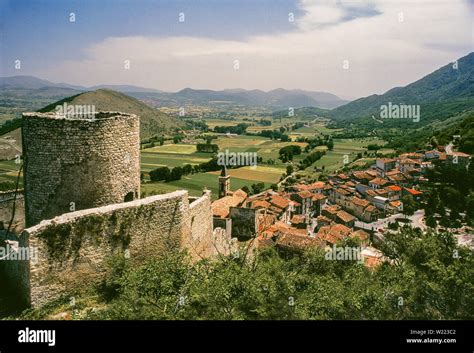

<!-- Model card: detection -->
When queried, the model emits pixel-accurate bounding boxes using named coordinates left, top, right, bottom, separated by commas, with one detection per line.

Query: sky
left=0, top=0, right=472, bottom=99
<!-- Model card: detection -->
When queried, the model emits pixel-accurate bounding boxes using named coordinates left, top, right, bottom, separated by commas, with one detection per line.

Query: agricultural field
left=0, top=160, right=22, bottom=187
left=208, top=165, right=284, bottom=184
left=141, top=172, right=270, bottom=200
left=310, top=137, right=389, bottom=172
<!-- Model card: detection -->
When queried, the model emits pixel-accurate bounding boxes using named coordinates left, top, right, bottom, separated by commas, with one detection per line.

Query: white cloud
left=39, top=0, right=473, bottom=98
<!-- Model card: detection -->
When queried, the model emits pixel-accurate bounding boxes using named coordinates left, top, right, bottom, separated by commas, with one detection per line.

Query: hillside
left=329, top=52, right=474, bottom=124
left=130, top=88, right=348, bottom=110
left=37, top=89, right=183, bottom=139
left=272, top=106, right=331, bottom=120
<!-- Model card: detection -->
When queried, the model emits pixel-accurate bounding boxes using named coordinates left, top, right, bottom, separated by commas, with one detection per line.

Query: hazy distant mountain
left=39, top=89, right=184, bottom=138
left=329, top=52, right=474, bottom=123
left=0, top=75, right=347, bottom=110
left=0, top=76, right=164, bottom=93
left=131, top=87, right=348, bottom=110
left=89, top=84, right=162, bottom=93
left=0, top=75, right=84, bottom=90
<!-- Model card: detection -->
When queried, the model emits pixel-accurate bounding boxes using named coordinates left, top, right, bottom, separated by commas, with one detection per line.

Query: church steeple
left=218, top=165, right=230, bottom=198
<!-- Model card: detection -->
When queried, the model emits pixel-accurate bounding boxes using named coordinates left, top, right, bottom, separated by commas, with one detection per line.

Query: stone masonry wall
left=21, top=190, right=218, bottom=307
left=23, top=191, right=188, bottom=307
left=22, top=112, right=140, bottom=227
left=185, top=190, right=227, bottom=260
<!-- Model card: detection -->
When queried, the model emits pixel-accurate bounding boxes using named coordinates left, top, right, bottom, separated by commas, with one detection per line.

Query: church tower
left=218, top=165, right=230, bottom=198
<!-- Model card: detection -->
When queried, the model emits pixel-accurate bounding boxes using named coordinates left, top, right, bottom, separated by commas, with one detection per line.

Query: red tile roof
left=336, top=210, right=356, bottom=224
left=270, top=194, right=290, bottom=209
left=352, top=196, right=370, bottom=207
left=276, top=233, right=323, bottom=252
left=317, top=224, right=352, bottom=244
left=388, top=185, right=402, bottom=191
left=211, top=193, right=246, bottom=218
left=404, top=188, right=423, bottom=195
left=297, top=190, right=313, bottom=199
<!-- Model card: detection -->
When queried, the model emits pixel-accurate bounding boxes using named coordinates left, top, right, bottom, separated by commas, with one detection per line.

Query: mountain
left=329, top=52, right=474, bottom=124
left=131, top=88, right=348, bottom=110
left=0, top=75, right=84, bottom=90
left=39, top=89, right=183, bottom=139
left=0, top=75, right=347, bottom=111
left=272, top=106, right=331, bottom=120
left=0, top=76, right=164, bottom=93
left=89, top=84, right=162, bottom=93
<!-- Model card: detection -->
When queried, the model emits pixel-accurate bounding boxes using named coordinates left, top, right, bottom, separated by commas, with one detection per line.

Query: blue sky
left=1, top=0, right=301, bottom=75
left=0, top=0, right=472, bottom=97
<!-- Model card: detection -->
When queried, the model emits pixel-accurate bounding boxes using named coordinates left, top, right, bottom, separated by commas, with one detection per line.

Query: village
left=211, top=146, right=472, bottom=267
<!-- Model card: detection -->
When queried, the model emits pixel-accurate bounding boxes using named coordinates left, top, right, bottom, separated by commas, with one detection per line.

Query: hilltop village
left=211, top=147, right=472, bottom=266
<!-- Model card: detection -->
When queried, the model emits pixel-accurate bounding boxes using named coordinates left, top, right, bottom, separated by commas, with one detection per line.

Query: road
left=445, top=142, right=454, bottom=155
left=355, top=209, right=426, bottom=231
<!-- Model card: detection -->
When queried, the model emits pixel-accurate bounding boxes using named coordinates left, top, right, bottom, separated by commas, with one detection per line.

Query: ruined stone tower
left=22, top=111, right=140, bottom=227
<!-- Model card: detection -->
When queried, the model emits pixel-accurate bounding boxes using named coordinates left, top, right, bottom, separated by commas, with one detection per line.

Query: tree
left=326, top=139, right=334, bottom=151
left=170, top=166, right=183, bottom=181
left=401, top=195, right=416, bottom=218
left=280, top=134, right=290, bottom=142
left=286, top=165, right=294, bottom=175
left=149, top=167, right=171, bottom=182
left=251, top=182, right=265, bottom=194
left=425, top=214, right=437, bottom=228
left=270, top=184, right=278, bottom=191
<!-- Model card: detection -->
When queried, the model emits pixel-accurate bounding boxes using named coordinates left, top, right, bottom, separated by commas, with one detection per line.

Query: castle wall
left=22, top=112, right=140, bottom=227
left=20, top=190, right=217, bottom=307
left=23, top=191, right=189, bottom=307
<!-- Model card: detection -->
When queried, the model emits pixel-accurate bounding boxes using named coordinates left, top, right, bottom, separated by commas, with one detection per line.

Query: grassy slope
left=39, top=89, right=184, bottom=139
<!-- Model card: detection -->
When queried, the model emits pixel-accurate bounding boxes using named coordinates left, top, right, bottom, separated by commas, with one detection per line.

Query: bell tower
left=218, top=165, right=230, bottom=198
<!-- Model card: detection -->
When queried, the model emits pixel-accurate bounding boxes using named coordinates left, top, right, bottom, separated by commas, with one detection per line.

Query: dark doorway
left=124, top=192, right=134, bottom=202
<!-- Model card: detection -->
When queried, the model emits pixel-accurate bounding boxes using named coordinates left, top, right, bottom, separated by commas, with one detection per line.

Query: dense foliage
left=20, top=227, right=473, bottom=320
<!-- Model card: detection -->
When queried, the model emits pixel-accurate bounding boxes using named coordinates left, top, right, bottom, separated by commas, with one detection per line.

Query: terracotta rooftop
left=399, top=158, right=419, bottom=165
left=211, top=192, right=247, bottom=218
left=312, top=193, right=327, bottom=201
left=276, top=233, right=323, bottom=252
left=387, top=185, right=402, bottom=191
left=400, top=152, right=423, bottom=159
left=350, top=229, right=369, bottom=242
left=369, top=178, right=389, bottom=186
left=316, top=215, right=331, bottom=223
left=378, top=158, right=396, bottom=163
left=317, top=224, right=352, bottom=245
left=297, top=190, right=313, bottom=199
left=291, top=215, right=306, bottom=225
left=389, top=200, right=402, bottom=208
left=252, top=200, right=272, bottom=209
left=335, top=188, right=351, bottom=196
left=364, top=205, right=377, bottom=213
left=352, top=171, right=372, bottom=180
left=270, top=194, right=290, bottom=209
left=352, top=196, right=370, bottom=207
left=404, top=188, right=423, bottom=195
left=336, top=210, right=356, bottom=224
left=324, top=205, right=341, bottom=215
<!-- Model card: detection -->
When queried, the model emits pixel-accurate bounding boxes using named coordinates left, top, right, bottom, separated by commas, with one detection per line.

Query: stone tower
left=218, top=165, right=230, bottom=199
left=22, top=111, right=140, bottom=227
